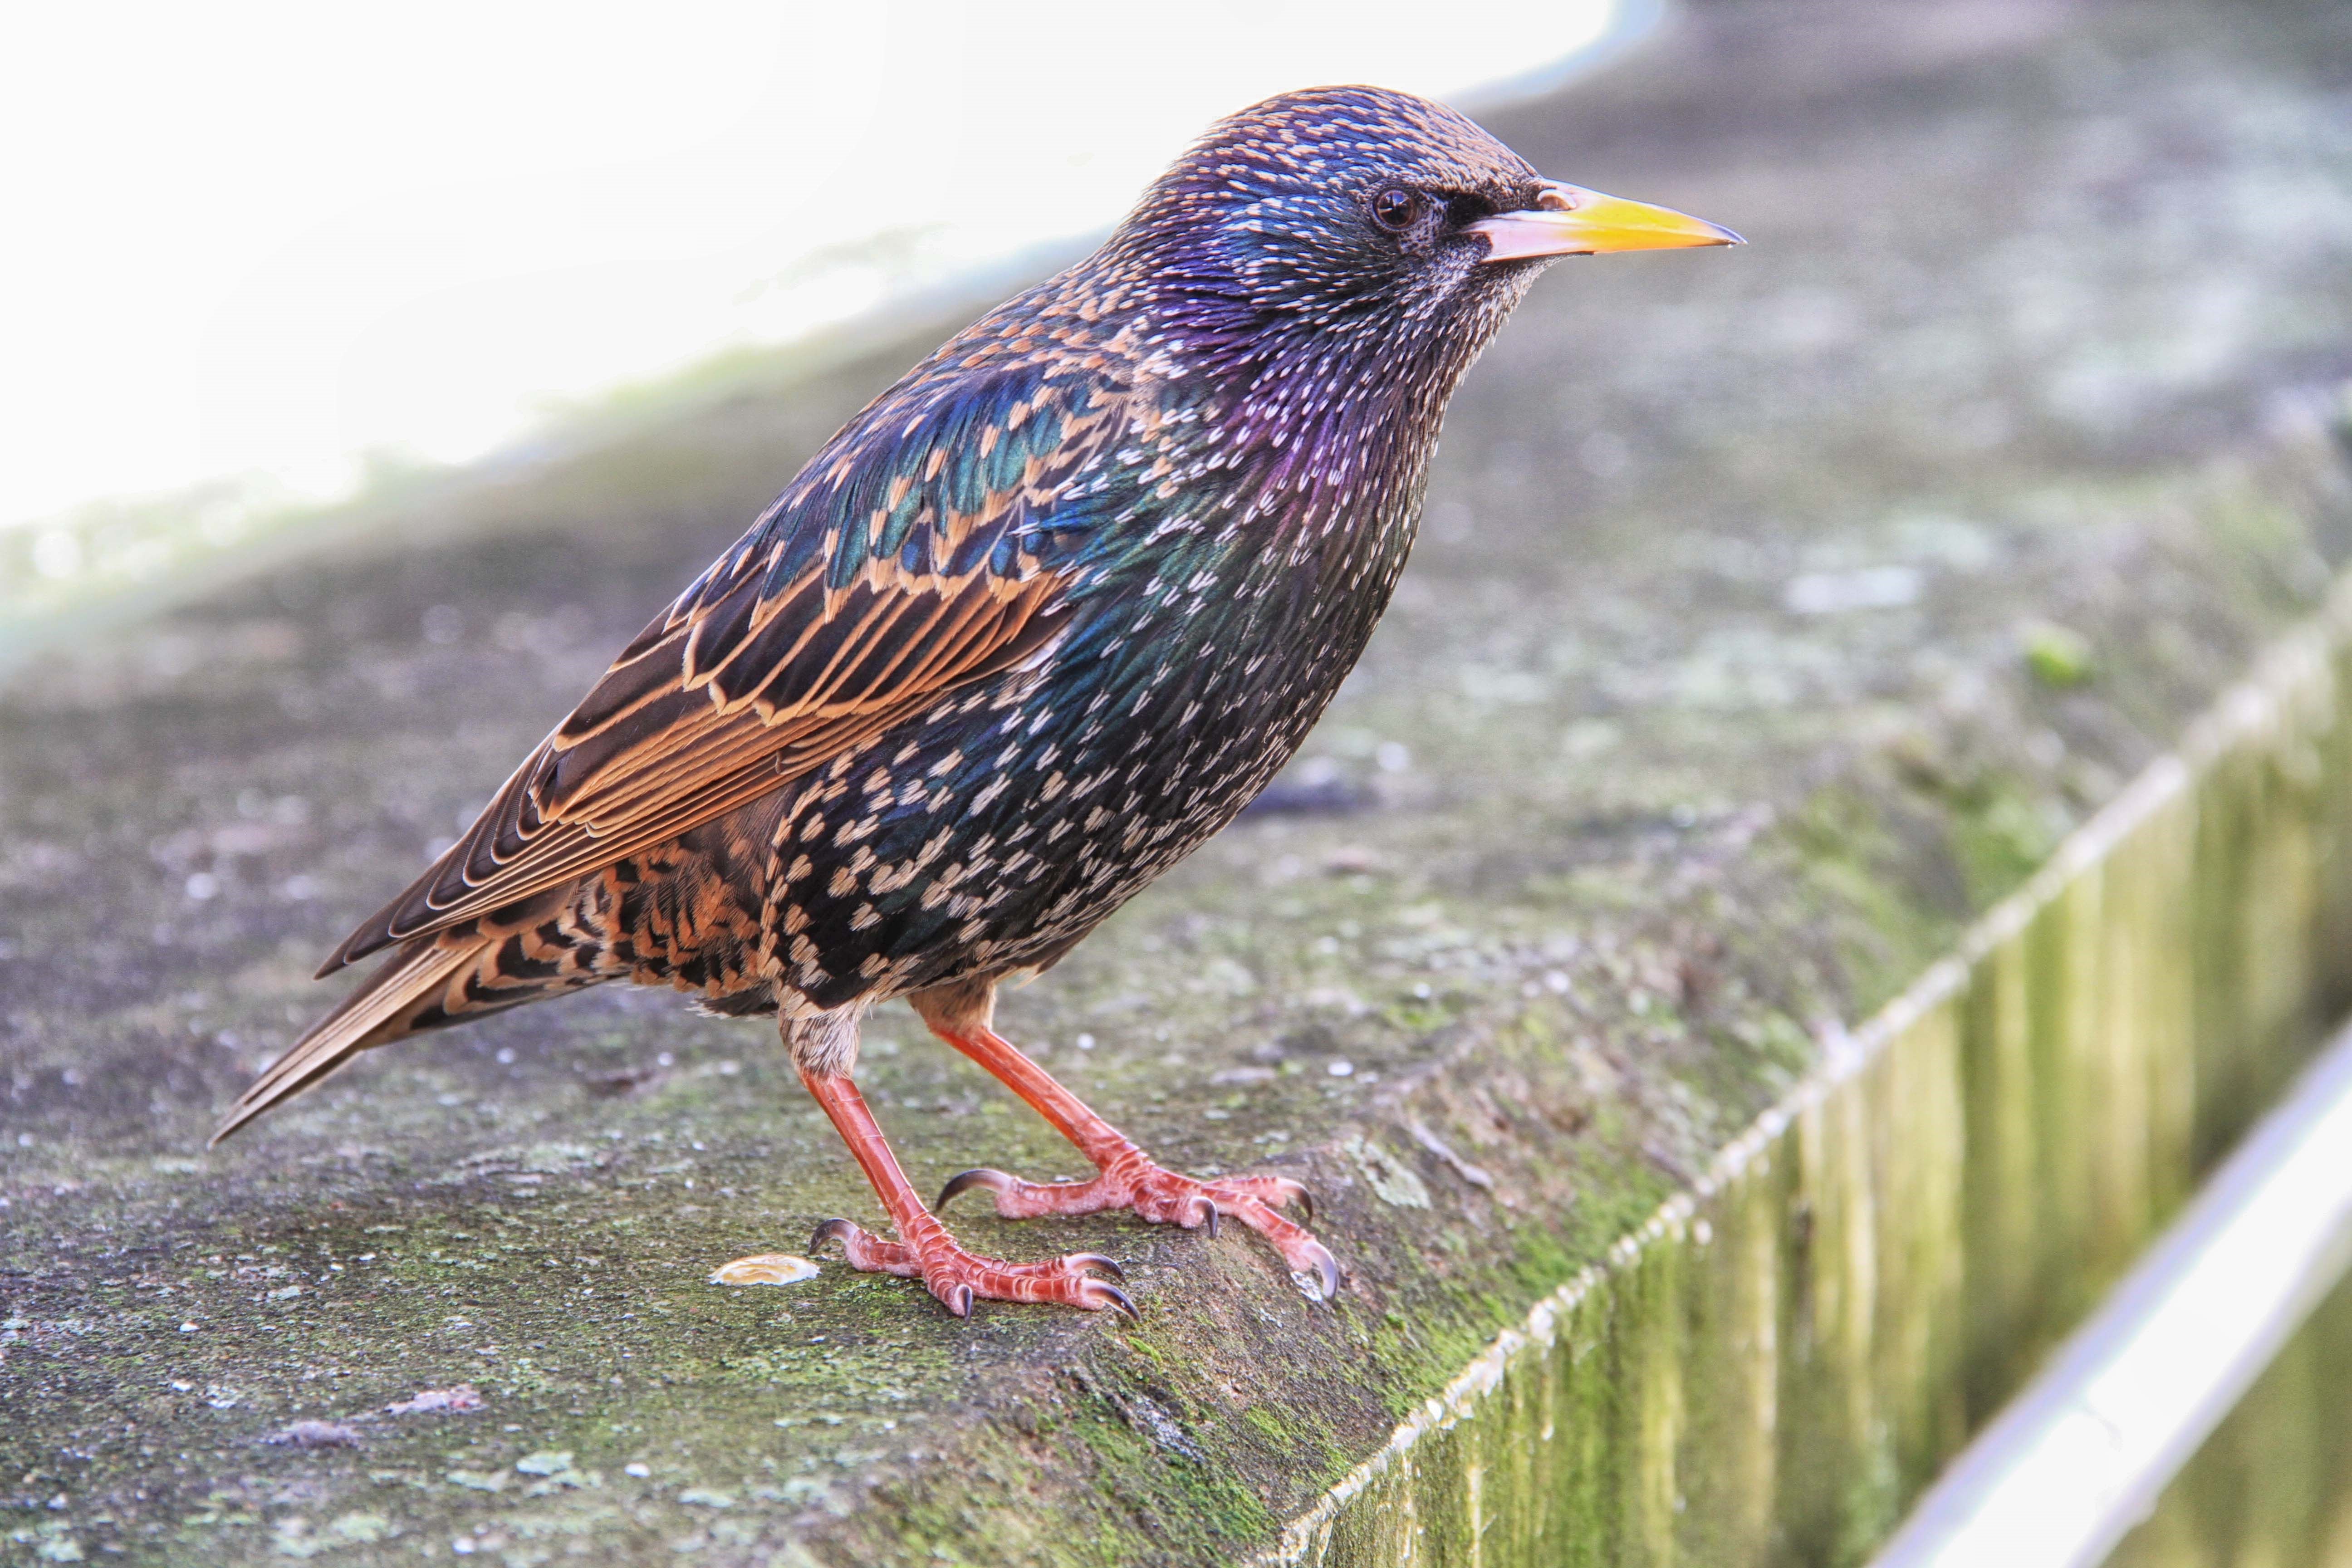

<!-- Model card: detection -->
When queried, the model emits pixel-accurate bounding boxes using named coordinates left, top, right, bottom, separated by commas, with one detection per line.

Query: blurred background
left=1, top=0, right=1620, bottom=606
left=5, top=1, right=2352, bottom=1563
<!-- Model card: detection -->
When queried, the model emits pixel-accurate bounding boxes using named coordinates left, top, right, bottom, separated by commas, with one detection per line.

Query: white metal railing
left=1871, top=1019, right=2352, bottom=1568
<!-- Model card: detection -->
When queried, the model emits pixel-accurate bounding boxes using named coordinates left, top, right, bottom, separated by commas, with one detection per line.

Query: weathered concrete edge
left=1254, top=519, right=2352, bottom=1562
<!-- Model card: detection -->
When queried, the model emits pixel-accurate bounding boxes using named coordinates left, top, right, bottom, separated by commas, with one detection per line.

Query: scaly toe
left=912, top=1245, right=1140, bottom=1317
left=975, top=1252, right=1127, bottom=1283
left=809, top=1218, right=919, bottom=1277
left=1175, top=1176, right=1345, bottom=1298
left=936, top=1167, right=1127, bottom=1221
left=910, top=1156, right=1338, bottom=1298
left=1212, top=1174, right=1313, bottom=1222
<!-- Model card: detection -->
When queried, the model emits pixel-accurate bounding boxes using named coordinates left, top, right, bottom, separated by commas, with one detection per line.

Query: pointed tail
left=211, top=937, right=474, bottom=1145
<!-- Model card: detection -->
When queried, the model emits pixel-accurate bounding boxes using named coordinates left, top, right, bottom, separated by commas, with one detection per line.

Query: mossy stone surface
left=7, top=0, right=2352, bottom=1562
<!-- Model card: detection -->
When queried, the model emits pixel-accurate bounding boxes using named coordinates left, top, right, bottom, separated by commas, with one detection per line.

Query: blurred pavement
left=4, top=1, right=2352, bottom=1561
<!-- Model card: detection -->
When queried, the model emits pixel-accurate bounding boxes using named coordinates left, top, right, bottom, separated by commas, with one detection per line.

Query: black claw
left=1095, top=1284, right=1140, bottom=1322
left=946, top=1282, right=975, bottom=1318
left=1201, top=1200, right=1220, bottom=1240
left=935, top=1167, right=1004, bottom=1212
left=809, top=1218, right=857, bottom=1254
left=1072, top=1253, right=1126, bottom=1282
left=1295, top=1187, right=1315, bottom=1224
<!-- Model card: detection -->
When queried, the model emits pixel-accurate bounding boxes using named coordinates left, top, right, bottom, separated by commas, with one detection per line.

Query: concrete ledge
left=6, top=3, right=2352, bottom=1564
left=1267, top=560, right=2352, bottom=1565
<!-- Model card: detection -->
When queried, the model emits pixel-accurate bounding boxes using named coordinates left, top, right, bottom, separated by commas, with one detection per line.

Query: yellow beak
left=1470, top=180, right=1744, bottom=261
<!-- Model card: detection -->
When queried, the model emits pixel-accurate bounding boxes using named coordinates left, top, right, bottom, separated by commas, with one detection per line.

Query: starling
left=215, top=86, right=1739, bottom=1318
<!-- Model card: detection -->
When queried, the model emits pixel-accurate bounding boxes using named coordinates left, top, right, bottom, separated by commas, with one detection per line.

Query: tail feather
left=214, top=852, right=727, bottom=1144
left=211, top=939, right=474, bottom=1145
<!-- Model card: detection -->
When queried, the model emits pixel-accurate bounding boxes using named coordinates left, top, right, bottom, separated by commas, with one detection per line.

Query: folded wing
left=322, top=357, right=1126, bottom=974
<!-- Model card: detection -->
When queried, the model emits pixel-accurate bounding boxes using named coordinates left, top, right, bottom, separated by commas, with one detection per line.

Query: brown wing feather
left=319, top=336, right=1131, bottom=976
left=321, top=568, right=1066, bottom=974
left=215, top=937, right=475, bottom=1142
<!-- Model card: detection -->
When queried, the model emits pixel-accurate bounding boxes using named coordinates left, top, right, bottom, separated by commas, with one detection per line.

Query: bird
left=211, top=85, right=1740, bottom=1319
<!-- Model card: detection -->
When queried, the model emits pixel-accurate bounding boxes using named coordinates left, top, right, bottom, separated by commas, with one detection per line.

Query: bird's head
left=1106, top=85, right=1739, bottom=370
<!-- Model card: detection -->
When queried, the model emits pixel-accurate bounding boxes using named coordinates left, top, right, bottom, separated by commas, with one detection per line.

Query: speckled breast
left=755, top=451, right=1430, bottom=1017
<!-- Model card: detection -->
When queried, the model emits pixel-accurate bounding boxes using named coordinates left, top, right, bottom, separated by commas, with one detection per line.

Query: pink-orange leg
left=926, top=1024, right=1341, bottom=1298
left=799, top=1068, right=1133, bottom=1318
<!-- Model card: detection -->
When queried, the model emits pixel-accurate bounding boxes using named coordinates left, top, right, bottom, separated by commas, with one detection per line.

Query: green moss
left=9, top=6, right=2352, bottom=1558
left=1949, top=778, right=2065, bottom=907
left=2023, top=622, right=2097, bottom=689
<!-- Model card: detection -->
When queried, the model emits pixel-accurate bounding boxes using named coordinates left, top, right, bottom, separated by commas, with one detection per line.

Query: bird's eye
left=1371, top=188, right=1421, bottom=232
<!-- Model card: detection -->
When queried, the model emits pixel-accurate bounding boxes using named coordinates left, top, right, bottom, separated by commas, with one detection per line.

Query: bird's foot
left=807, top=1218, right=1134, bottom=1319
left=937, top=1156, right=1341, bottom=1299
